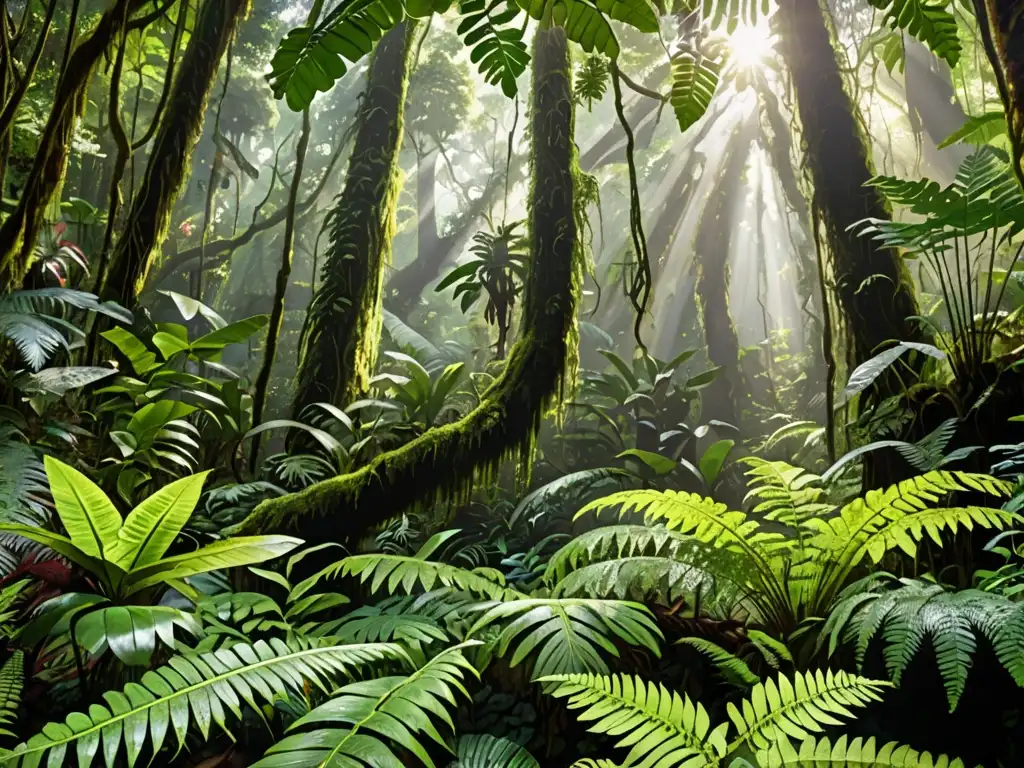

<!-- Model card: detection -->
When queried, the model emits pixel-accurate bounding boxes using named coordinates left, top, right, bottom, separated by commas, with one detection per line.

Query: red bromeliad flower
left=180, top=218, right=195, bottom=237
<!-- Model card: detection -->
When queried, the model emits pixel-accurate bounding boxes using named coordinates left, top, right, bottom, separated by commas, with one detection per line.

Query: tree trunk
left=976, top=0, right=1024, bottom=187
left=695, top=121, right=755, bottom=430
left=101, top=0, right=250, bottom=307
left=292, top=21, right=417, bottom=413
left=231, top=23, right=582, bottom=541
left=0, top=0, right=152, bottom=290
left=386, top=159, right=514, bottom=316
left=776, top=0, right=924, bottom=370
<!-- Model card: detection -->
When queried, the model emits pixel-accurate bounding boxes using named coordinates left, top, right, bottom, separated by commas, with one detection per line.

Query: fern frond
left=450, top=733, right=539, bottom=767
left=676, top=637, right=759, bottom=686
left=540, top=672, right=728, bottom=765
left=726, top=670, right=890, bottom=751
left=255, top=642, right=480, bottom=767
left=825, top=580, right=1024, bottom=710
left=757, top=734, right=967, bottom=767
left=469, top=598, right=662, bottom=678
left=805, top=472, right=1015, bottom=569
left=326, top=551, right=523, bottom=602
left=743, top=459, right=830, bottom=526
left=4, top=639, right=406, bottom=765
left=0, top=652, right=23, bottom=738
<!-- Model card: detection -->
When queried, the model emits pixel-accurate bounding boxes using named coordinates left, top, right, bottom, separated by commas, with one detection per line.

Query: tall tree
left=232, top=22, right=583, bottom=541
left=974, top=0, right=1024, bottom=189
left=775, top=0, right=924, bottom=369
left=0, top=0, right=162, bottom=290
left=292, top=21, right=418, bottom=413
left=101, top=0, right=251, bottom=307
left=694, top=119, right=757, bottom=430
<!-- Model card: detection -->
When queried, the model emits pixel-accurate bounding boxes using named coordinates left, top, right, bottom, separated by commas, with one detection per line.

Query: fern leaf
left=865, top=0, right=961, bottom=67
left=457, top=1, right=529, bottom=98
left=540, top=672, right=728, bottom=764
left=676, top=637, right=759, bottom=686
left=670, top=46, right=721, bottom=134
left=450, top=734, right=539, bottom=767
left=726, top=670, right=890, bottom=751
left=0, top=652, right=23, bottom=739
left=469, top=598, right=662, bottom=678
left=758, top=734, right=968, bottom=767
left=255, top=642, right=480, bottom=767
left=743, top=459, right=830, bottom=526
left=4, top=639, right=406, bottom=766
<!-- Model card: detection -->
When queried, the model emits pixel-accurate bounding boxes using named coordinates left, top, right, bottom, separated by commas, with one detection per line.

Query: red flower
left=179, top=219, right=195, bottom=237
left=53, top=221, right=67, bottom=238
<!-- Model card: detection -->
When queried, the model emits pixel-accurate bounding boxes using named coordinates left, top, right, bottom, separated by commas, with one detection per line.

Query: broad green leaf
left=125, top=536, right=303, bottom=595
left=192, top=315, right=270, bottom=351
left=111, top=471, right=212, bottom=570
left=699, top=439, right=735, bottom=486
left=100, top=327, right=159, bottom=374
left=44, top=456, right=122, bottom=559
left=938, top=111, right=1007, bottom=149
left=671, top=47, right=721, bottom=134
left=617, top=449, right=676, bottom=476
left=843, top=342, right=945, bottom=396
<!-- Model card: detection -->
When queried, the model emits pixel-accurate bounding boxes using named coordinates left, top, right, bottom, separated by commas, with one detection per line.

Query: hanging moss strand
left=231, top=22, right=583, bottom=542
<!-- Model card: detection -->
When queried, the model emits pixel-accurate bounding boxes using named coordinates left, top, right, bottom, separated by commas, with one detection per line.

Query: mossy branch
left=231, top=23, right=583, bottom=541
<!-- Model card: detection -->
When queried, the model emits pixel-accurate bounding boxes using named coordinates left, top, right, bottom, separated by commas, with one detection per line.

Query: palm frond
left=0, top=652, right=23, bottom=738
left=676, top=637, right=759, bottom=686
left=757, top=734, right=967, bottom=767
left=449, top=733, right=539, bottom=767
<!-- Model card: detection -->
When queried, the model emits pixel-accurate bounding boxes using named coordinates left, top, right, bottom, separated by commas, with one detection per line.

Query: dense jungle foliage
left=1, top=0, right=1024, bottom=765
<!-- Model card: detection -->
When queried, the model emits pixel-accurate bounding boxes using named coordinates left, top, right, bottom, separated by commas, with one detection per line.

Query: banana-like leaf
left=124, top=536, right=303, bottom=595
left=43, top=456, right=122, bottom=560
left=110, top=471, right=211, bottom=570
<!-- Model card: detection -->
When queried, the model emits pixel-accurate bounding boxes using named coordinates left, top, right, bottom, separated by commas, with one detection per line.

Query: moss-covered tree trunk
left=695, top=122, right=756, bottom=430
left=0, top=0, right=141, bottom=290
left=100, top=0, right=250, bottom=307
left=232, top=22, right=582, bottom=541
left=776, top=0, right=924, bottom=368
left=292, top=22, right=418, bottom=413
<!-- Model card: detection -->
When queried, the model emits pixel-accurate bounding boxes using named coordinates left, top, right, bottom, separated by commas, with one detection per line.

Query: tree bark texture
left=101, top=0, right=250, bottom=307
left=292, top=21, right=417, bottom=413
left=231, top=23, right=582, bottom=542
left=776, top=0, right=924, bottom=368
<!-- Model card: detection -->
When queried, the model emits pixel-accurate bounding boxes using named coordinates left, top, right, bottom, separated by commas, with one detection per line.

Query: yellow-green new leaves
left=671, top=46, right=722, bottom=134
left=44, top=456, right=121, bottom=560
left=541, top=672, right=729, bottom=765
left=757, top=735, right=968, bottom=767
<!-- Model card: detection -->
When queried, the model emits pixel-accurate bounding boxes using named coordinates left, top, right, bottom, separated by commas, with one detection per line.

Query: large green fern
left=542, top=669, right=963, bottom=766
left=822, top=576, right=1024, bottom=711
left=864, top=0, right=961, bottom=67
left=0, top=639, right=405, bottom=766
left=253, top=642, right=480, bottom=766
left=0, top=652, right=22, bottom=740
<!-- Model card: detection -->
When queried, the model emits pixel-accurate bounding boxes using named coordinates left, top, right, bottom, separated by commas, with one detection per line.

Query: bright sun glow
left=726, top=23, right=775, bottom=70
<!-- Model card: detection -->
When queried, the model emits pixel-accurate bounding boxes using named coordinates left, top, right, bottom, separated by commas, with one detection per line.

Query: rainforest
left=0, top=0, right=1023, bottom=765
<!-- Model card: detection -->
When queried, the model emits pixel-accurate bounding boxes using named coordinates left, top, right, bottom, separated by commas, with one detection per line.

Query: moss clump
left=232, top=23, right=582, bottom=541
left=292, top=21, right=418, bottom=413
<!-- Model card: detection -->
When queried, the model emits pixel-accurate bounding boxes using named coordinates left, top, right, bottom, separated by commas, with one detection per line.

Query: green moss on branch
left=232, top=23, right=582, bottom=540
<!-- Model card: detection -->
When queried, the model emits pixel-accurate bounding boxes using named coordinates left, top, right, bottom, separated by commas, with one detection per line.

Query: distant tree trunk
left=695, top=121, right=756, bottom=431
left=0, top=0, right=58, bottom=159
left=101, top=0, right=250, bottom=307
left=0, top=0, right=152, bottom=290
left=232, top=22, right=583, bottom=541
left=975, top=0, right=1024, bottom=188
left=386, top=158, right=512, bottom=316
left=293, top=21, right=418, bottom=412
left=776, top=0, right=924, bottom=372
